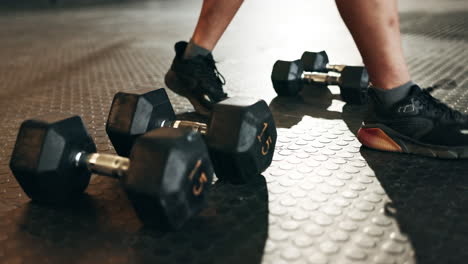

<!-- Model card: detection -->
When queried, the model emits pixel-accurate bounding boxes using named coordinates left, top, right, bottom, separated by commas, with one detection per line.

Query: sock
left=183, top=39, right=211, bottom=59
left=372, top=81, right=414, bottom=106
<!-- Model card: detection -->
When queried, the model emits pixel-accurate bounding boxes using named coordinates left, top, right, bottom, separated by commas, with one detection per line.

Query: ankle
left=371, top=81, right=414, bottom=107
left=183, top=39, right=212, bottom=59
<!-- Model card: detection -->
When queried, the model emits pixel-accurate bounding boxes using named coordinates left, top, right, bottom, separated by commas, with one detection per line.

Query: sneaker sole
left=164, top=70, right=211, bottom=116
left=358, top=124, right=468, bottom=159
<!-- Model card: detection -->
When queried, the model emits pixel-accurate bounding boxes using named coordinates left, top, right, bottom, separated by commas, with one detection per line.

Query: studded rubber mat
left=0, top=1, right=467, bottom=264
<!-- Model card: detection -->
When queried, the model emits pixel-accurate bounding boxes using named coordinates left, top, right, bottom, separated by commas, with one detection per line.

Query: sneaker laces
left=188, top=55, right=227, bottom=100
left=202, top=55, right=226, bottom=85
left=418, top=87, right=464, bottom=121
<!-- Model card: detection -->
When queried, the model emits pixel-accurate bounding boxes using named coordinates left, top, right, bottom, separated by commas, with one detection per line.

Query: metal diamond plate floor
left=0, top=1, right=467, bottom=264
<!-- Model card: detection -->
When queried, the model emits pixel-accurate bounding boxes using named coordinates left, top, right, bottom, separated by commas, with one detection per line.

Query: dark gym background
left=0, top=0, right=467, bottom=263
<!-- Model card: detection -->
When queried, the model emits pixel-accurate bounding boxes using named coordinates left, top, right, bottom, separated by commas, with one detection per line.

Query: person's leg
left=336, top=0, right=468, bottom=158
left=335, top=0, right=410, bottom=90
left=190, top=0, right=244, bottom=52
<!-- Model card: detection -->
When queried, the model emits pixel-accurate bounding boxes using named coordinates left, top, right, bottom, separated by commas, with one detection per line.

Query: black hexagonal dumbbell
left=301, top=51, right=369, bottom=104
left=9, top=113, right=214, bottom=230
left=106, top=88, right=277, bottom=184
left=271, top=56, right=369, bottom=105
left=301, top=51, right=363, bottom=73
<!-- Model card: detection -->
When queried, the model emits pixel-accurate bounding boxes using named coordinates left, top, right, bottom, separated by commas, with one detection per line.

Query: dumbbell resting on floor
left=106, top=88, right=277, bottom=184
left=9, top=113, right=214, bottom=229
left=301, top=50, right=361, bottom=73
left=271, top=59, right=369, bottom=104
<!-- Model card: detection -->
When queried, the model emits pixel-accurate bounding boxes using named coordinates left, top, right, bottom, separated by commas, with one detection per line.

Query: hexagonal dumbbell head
left=207, top=97, right=277, bottom=183
left=106, top=89, right=176, bottom=157
left=125, top=128, right=214, bottom=229
left=301, top=51, right=329, bottom=72
left=339, top=66, right=369, bottom=105
left=271, top=60, right=304, bottom=96
left=9, top=113, right=96, bottom=204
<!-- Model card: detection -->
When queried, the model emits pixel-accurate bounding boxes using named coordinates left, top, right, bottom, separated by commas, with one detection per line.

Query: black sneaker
left=165, top=41, right=228, bottom=116
left=358, top=85, right=468, bottom=159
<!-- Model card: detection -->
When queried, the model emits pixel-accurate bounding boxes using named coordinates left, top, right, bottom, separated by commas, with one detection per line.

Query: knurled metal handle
left=75, top=152, right=130, bottom=179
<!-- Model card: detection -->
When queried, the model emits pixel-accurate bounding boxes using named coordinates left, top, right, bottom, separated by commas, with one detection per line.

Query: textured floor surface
left=0, top=0, right=467, bottom=263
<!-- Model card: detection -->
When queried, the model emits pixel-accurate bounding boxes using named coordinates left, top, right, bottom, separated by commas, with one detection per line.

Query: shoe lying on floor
left=165, top=41, right=228, bottom=116
left=358, top=85, right=468, bottom=159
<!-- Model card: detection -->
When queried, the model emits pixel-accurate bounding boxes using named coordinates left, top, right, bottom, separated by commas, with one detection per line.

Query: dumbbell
left=300, top=51, right=364, bottom=73
left=301, top=51, right=369, bottom=104
left=9, top=113, right=214, bottom=229
left=271, top=59, right=369, bottom=104
left=106, top=88, right=277, bottom=184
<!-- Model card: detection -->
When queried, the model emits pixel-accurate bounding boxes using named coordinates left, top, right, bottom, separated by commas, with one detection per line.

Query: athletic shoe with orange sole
left=358, top=85, right=468, bottom=159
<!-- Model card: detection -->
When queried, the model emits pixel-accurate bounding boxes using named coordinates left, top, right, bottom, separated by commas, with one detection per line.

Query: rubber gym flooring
left=0, top=0, right=467, bottom=263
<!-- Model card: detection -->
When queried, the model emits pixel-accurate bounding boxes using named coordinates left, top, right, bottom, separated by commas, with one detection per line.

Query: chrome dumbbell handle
left=75, top=152, right=130, bottom=179
left=302, top=72, right=341, bottom=85
left=326, top=64, right=346, bottom=73
left=162, top=120, right=208, bottom=135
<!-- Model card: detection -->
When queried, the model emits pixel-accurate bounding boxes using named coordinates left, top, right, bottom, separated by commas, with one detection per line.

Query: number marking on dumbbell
left=257, top=122, right=273, bottom=156
left=188, top=159, right=208, bottom=196
left=262, top=137, right=273, bottom=156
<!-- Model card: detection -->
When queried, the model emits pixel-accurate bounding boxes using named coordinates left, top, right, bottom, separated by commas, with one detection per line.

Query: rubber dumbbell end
left=124, top=128, right=214, bottom=230
left=9, top=113, right=97, bottom=204
left=271, top=60, right=304, bottom=96
left=301, top=51, right=329, bottom=72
